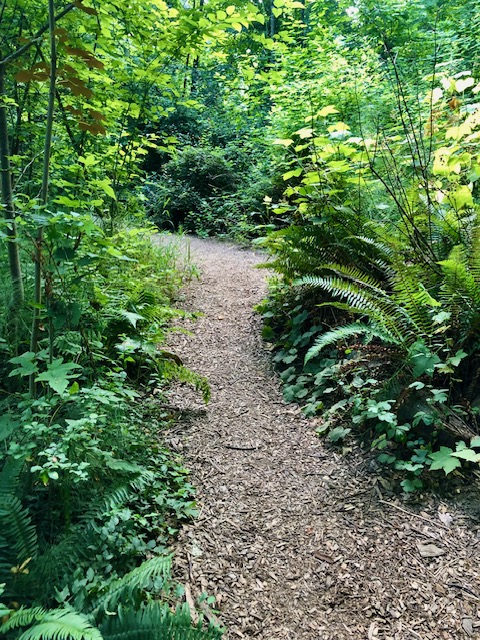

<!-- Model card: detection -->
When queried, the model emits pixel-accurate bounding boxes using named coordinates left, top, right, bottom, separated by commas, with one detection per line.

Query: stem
left=0, top=62, right=24, bottom=309
left=0, top=3, right=75, bottom=67
left=29, top=0, right=57, bottom=397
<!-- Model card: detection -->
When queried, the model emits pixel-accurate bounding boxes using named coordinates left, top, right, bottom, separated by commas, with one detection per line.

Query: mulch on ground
left=160, top=236, right=480, bottom=640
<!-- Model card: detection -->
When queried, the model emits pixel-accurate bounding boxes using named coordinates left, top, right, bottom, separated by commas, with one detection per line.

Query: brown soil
left=161, top=236, right=480, bottom=640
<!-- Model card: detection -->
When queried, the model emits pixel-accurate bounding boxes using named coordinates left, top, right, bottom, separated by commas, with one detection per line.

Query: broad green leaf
left=282, top=168, right=302, bottom=180
left=327, top=121, right=350, bottom=134
left=317, top=105, right=339, bottom=117
left=294, top=127, right=314, bottom=139
left=93, top=178, right=116, bottom=200
left=401, top=478, right=423, bottom=492
left=0, top=414, right=18, bottom=441
left=428, top=447, right=462, bottom=474
left=452, top=448, right=480, bottom=462
left=455, top=77, right=475, bottom=92
left=328, top=426, right=351, bottom=442
left=35, top=359, right=82, bottom=395
left=120, top=310, right=145, bottom=328
left=447, top=185, right=473, bottom=210
left=273, top=138, right=294, bottom=147
left=9, top=352, right=38, bottom=377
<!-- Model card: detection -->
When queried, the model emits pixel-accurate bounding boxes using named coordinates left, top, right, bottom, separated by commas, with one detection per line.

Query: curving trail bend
left=161, top=236, right=480, bottom=640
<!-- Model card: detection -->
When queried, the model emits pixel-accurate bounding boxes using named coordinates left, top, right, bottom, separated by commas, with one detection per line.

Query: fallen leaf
left=417, top=542, right=447, bottom=558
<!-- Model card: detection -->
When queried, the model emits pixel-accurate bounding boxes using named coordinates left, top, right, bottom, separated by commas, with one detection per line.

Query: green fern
left=0, top=459, right=38, bottom=584
left=296, top=271, right=411, bottom=344
left=305, top=322, right=399, bottom=362
left=0, top=606, right=102, bottom=640
left=90, top=556, right=173, bottom=617
left=99, top=601, right=223, bottom=640
left=257, top=223, right=387, bottom=281
left=435, top=241, right=480, bottom=347
left=160, top=360, right=210, bottom=404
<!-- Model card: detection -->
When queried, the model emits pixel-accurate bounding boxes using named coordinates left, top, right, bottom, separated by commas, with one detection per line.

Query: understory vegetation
left=2, top=0, right=480, bottom=637
left=140, top=0, right=480, bottom=493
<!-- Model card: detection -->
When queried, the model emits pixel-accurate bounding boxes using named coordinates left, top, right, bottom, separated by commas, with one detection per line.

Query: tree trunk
left=0, top=62, right=24, bottom=309
left=30, top=0, right=57, bottom=395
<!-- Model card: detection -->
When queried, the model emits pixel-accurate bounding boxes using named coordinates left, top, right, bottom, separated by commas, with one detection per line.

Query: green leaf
left=401, top=478, right=423, bottom=492
left=447, top=185, right=473, bottom=210
left=328, top=426, right=351, bottom=443
left=451, top=442, right=480, bottom=462
left=447, top=349, right=468, bottom=368
left=317, top=105, right=339, bottom=117
left=411, top=351, right=441, bottom=377
left=9, top=352, right=38, bottom=377
left=69, top=381, right=80, bottom=395
left=293, top=127, right=314, bottom=139
left=0, top=413, right=18, bottom=441
left=35, top=359, right=82, bottom=395
left=93, top=178, right=116, bottom=200
left=282, top=168, right=303, bottom=180
left=273, top=138, right=294, bottom=147
left=120, top=310, right=145, bottom=328
left=428, top=447, right=462, bottom=475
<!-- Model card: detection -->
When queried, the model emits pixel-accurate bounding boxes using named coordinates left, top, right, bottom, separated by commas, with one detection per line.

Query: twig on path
left=447, top=583, right=479, bottom=600
left=224, top=443, right=262, bottom=451
left=184, top=583, right=199, bottom=624
left=379, top=499, right=448, bottom=530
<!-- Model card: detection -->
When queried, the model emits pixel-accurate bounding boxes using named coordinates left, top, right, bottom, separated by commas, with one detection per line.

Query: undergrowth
left=257, top=69, right=480, bottom=495
left=0, top=228, right=219, bottom=639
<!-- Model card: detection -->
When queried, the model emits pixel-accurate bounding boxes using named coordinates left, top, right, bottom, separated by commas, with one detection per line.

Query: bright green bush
left=259, top=71, right=480, bottom=491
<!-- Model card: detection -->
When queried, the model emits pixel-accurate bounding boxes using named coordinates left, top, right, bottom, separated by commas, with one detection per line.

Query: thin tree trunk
left=0, top=62, right=24, bottom=309
left=30, top=0, right=57, bottom=395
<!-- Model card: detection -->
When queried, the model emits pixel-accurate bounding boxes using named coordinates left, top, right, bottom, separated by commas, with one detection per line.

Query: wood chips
left=159, top=236, right=480, bottom=640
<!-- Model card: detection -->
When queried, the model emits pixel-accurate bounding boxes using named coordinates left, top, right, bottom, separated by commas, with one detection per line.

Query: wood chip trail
left=162, top=236, right=480, bottom=640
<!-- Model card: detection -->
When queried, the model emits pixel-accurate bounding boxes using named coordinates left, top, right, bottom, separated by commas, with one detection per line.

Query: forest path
left=162, top=236, right=479, bottom=640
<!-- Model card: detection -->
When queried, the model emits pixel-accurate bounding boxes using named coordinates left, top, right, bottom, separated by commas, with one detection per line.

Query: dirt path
left=163, top=236, right=480, bottom=640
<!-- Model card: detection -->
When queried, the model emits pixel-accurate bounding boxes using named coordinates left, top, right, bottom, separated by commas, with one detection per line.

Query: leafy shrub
left=145, top=143, right=280, bottom=238
left=0, top=220, right=215, bottom=636
left=259, top=73, right=480, bottom=491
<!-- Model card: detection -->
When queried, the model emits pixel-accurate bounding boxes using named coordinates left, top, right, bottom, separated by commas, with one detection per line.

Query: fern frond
left=0, top=459, right=38, bottom=579
left=10, top=609, right=103, bottom=640
left=305, top=322, right=399, bottom=362
left=99, top=601, right=223, bottom=640
left=439, top=245, right=480, bottom=306
left=160, top=361, right=210, bottom=404
left=296, top=273, right=408, bottom=341
left=90, top=555, right=172, bottom=616
left=0, top=606, right=46, bottom=631
left=312, top=263, right=386, bottom=292
left=469, top=226, right=480, bottom=285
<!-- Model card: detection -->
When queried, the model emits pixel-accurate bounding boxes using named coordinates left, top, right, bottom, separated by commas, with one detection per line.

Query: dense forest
left=1, top=0, right=480, bottom=637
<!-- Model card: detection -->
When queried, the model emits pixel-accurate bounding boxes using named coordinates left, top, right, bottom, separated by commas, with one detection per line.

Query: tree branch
left=0, top=2, right=75, bottom=67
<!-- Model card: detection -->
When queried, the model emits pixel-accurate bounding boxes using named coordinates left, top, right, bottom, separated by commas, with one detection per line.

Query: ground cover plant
left=255, top=8, right=480, bottom=492
left=0, top=221, right=220, bottom=639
